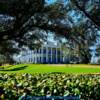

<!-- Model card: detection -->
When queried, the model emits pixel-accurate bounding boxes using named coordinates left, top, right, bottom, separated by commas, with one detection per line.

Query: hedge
left=0, top=73, right=100, bottom=100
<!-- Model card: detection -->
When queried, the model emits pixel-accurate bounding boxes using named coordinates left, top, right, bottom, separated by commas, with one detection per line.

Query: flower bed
left=0, top=73, right=100, bottom=99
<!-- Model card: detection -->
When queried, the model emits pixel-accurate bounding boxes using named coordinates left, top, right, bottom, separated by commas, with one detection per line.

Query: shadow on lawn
left=0, top=66, right=28, bottom=71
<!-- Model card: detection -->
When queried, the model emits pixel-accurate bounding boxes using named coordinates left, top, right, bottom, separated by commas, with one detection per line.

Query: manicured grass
left=0, top=64, right=100, bottom=74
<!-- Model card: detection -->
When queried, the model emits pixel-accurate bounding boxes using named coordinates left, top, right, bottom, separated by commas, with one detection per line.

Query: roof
left=43, top=42, right=61, bottom=48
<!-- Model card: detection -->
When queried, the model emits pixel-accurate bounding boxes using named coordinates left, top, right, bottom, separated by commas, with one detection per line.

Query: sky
left=45, top=0, right=57, bottom=4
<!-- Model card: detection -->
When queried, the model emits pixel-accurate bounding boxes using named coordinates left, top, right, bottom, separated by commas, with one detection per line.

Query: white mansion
left=16, top=42, right=67, bottom=64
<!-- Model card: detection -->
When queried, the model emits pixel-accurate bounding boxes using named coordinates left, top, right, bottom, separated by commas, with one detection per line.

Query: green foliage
left=0, top=73, right=100, bottom=99
left=0, top=0, right=100, bottom=63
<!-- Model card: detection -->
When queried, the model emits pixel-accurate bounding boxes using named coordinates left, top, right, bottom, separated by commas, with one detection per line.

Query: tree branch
left=73, top=0, right=100, bottom=29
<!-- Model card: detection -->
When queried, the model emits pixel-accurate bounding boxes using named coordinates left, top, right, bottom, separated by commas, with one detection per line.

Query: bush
left=0, top=73, right=100, bottom=100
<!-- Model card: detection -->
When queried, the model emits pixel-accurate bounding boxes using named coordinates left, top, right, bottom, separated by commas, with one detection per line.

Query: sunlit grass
left=0, top=64, right=100, bottom=74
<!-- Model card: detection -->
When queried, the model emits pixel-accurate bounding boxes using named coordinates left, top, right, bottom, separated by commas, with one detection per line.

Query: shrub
left=0, top=73, right=100, bottom=100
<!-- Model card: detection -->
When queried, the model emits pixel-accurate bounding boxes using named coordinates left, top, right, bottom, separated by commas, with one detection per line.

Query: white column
left=37, top=49, right=39, bottom=63
left=31, top=50, right=33, bottom=63
left=51, top=47, right=52, bottom=63
left=30, top=50, right=32, bottom=63
left=38, top=49, right=40, bottom=63
left=32, top=50, right=34, bottom=63
left=56, top=47, right=58, bottom=63
left=39, top=48, right=41, bottom=63
left=37, top=49, right=38, bottom=63
left=40, top=48, right=42, bottom=63
left=40, top=48, right=41, bottom=63
left=46, top=46, right=48, bottom=63
left=41, top=47, right=43, bottom=63
left=33, top=50, right=35, bottom=63
left=60, top=46, right=62, bottom=63
left=29, top=50, right=31, bottom=63
left=34, top=49, right=36, bottom=63
left=36, top=49, right=37, bottom=63
left=27, top=51, right=29, bottom=63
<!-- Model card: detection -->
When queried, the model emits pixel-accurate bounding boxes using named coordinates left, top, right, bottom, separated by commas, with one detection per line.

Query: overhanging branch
left=72, top=0, right=100, bottom=29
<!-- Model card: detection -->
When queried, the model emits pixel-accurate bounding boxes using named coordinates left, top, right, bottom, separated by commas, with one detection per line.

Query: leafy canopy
left=0, top=0, right=100, bottom=63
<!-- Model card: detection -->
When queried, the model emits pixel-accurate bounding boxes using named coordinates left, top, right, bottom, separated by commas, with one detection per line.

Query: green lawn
left=0, top=64, right=100, bottom=74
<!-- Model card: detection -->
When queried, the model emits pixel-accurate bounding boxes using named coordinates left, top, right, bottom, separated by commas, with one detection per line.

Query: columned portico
left=17, top=42, right=65, bottom=64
